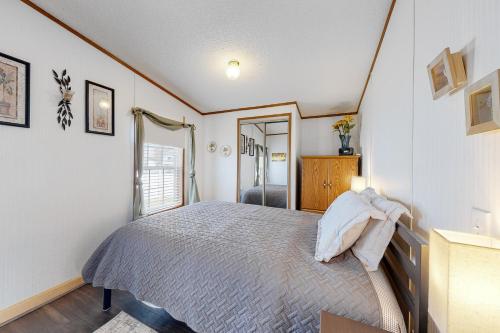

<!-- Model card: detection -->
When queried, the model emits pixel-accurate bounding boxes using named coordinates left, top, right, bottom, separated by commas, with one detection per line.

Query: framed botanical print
left=0, top=52, right=30, bottom=128
left=240, top=134, right=247, bottom=154
left=248, top=137, right=255, bottom=156
left=85, top=80, right=115, bottom=136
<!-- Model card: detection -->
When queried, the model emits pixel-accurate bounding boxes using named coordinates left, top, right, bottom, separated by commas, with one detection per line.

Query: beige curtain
left=132, top=107, right=200, bottom=220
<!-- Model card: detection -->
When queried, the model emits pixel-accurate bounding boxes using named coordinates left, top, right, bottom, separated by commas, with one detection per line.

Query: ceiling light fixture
left=226, top=60, right=240, bottom=80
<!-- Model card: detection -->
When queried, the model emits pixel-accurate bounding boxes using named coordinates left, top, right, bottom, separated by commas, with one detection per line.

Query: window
left=142, top=143, right=183, bottom=214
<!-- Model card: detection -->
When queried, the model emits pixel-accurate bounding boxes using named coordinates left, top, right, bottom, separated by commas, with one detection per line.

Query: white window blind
left=142, top=143, right=183, bottom=214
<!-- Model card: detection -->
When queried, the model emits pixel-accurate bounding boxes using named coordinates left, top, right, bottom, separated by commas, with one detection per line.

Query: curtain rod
left=132, top=106, right=196, bottom=128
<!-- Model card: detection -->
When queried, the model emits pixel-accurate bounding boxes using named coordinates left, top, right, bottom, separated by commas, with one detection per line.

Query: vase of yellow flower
left=339, top=134, right=351, bottom=148
left=332, top=115, right=355, bottom=155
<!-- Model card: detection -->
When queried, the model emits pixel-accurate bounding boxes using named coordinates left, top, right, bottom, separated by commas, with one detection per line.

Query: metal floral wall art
left=52, top=69, right=74, bottom=130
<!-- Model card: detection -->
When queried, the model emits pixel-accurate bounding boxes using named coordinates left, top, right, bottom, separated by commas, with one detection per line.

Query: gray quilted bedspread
left=241, top=185, right=287, bottom=208
left=83, top=201, right=381, bottom=333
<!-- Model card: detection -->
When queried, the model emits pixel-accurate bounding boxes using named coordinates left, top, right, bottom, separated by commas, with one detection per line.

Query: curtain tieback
left=132, top=107, right=143, bottom=116
left=188, top=172, right=196, bottom=178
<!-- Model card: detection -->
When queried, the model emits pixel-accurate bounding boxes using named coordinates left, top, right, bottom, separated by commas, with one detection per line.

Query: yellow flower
left=343, top=115, right=353, bottom=123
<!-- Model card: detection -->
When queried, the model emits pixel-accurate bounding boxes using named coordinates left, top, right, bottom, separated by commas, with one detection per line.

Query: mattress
left=83, top=201, right=404, bottom=333
left=240, top=184, right=287, bottom=208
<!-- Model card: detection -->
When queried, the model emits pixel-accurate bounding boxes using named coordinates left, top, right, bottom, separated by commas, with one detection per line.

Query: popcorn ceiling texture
left=29, top=0, right=391, bottom=116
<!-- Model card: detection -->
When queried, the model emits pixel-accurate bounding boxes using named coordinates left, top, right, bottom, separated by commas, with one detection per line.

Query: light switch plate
left=471, top=207, right=492, bottom=236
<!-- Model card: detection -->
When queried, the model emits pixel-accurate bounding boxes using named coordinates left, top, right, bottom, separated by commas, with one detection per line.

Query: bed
left=83, top=202, right=427, bottom=333
left=240, top=184, right=287, bottom=208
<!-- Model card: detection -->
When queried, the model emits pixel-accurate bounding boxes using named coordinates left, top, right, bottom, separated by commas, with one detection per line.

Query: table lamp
left=350, top=176, right=367, bottom=193
left=429, top=229, right=500, bottom=332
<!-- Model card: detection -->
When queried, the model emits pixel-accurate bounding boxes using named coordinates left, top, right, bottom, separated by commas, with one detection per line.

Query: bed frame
left=102, top=219, right=429, bottom=332
left=381, top=220, right=429, bottom=333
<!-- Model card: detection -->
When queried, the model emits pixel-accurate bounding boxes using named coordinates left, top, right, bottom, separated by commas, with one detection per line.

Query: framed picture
left=427, top=47, right=466, bottom=99
left=248, top=138, right=255, bottom=156
left=272, top=152, right=286, bottom=161
left=85, top=80, right=115, bottom=135
left=240, top=134, right=247, bottom=154
left=464, top=69, right=500, bottom=135
left=0, top=52, right=30, bottom=128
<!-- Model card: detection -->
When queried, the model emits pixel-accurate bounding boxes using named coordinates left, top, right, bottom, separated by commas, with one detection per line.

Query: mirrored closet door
left=237, top=114, right=291, bottom=209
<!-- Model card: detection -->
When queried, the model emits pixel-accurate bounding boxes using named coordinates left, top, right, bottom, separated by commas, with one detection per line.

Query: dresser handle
left=328, top=182, right=332, bottom=188
left=323, top=181, right=327, bottom=188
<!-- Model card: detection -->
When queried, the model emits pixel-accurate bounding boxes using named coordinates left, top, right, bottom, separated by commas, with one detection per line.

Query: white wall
left=358, top=0, right=414, bottom=206
left=359, top=0, right=500, bottom=237
left=0, top=1, right=203, bottom=310
left=203, top=104, right=301, bottom=209
left=301, top=115, right=360, bottom=156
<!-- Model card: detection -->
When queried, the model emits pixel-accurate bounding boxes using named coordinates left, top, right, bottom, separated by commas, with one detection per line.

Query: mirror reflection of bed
left=238, top=114, right=290, bottom=209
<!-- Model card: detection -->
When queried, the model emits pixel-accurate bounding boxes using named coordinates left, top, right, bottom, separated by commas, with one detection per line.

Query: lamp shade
left=350, top=176, right=367, bottom=193
left=429, top=229, right=500, bottom=332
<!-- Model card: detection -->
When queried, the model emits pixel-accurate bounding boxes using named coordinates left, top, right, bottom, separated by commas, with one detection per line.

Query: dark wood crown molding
left=20, top=0, right=203, bottom=115
left=355, top=0, right=396, bottom=113
left=208, top=101, right=299, bottom=116
left=300, top=111, right=358, bottom=120
left=21, top=0, right=396, bottom=119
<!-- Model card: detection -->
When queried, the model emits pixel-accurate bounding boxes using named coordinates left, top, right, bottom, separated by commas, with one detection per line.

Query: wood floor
left=0, top=285, right=194, bottom=333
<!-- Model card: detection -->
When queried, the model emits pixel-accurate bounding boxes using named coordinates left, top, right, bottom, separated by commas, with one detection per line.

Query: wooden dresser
left=299, top=155, right=360, bottom=213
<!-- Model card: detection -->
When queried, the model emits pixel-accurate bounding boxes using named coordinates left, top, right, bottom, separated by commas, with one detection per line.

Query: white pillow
left=359, top=188, right=412, bottom=222
left=314, top=191, right=386, bottom=262
left=353, top=188, right=413, bottom=271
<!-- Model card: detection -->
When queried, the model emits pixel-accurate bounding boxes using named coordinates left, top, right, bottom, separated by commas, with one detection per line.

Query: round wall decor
left=220, top=145, right=232, bottom=157
left=207, top=141, right=217, bottom=153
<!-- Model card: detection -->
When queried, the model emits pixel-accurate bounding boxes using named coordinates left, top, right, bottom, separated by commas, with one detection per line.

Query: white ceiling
left=30, top=0, right=391, bottom=116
